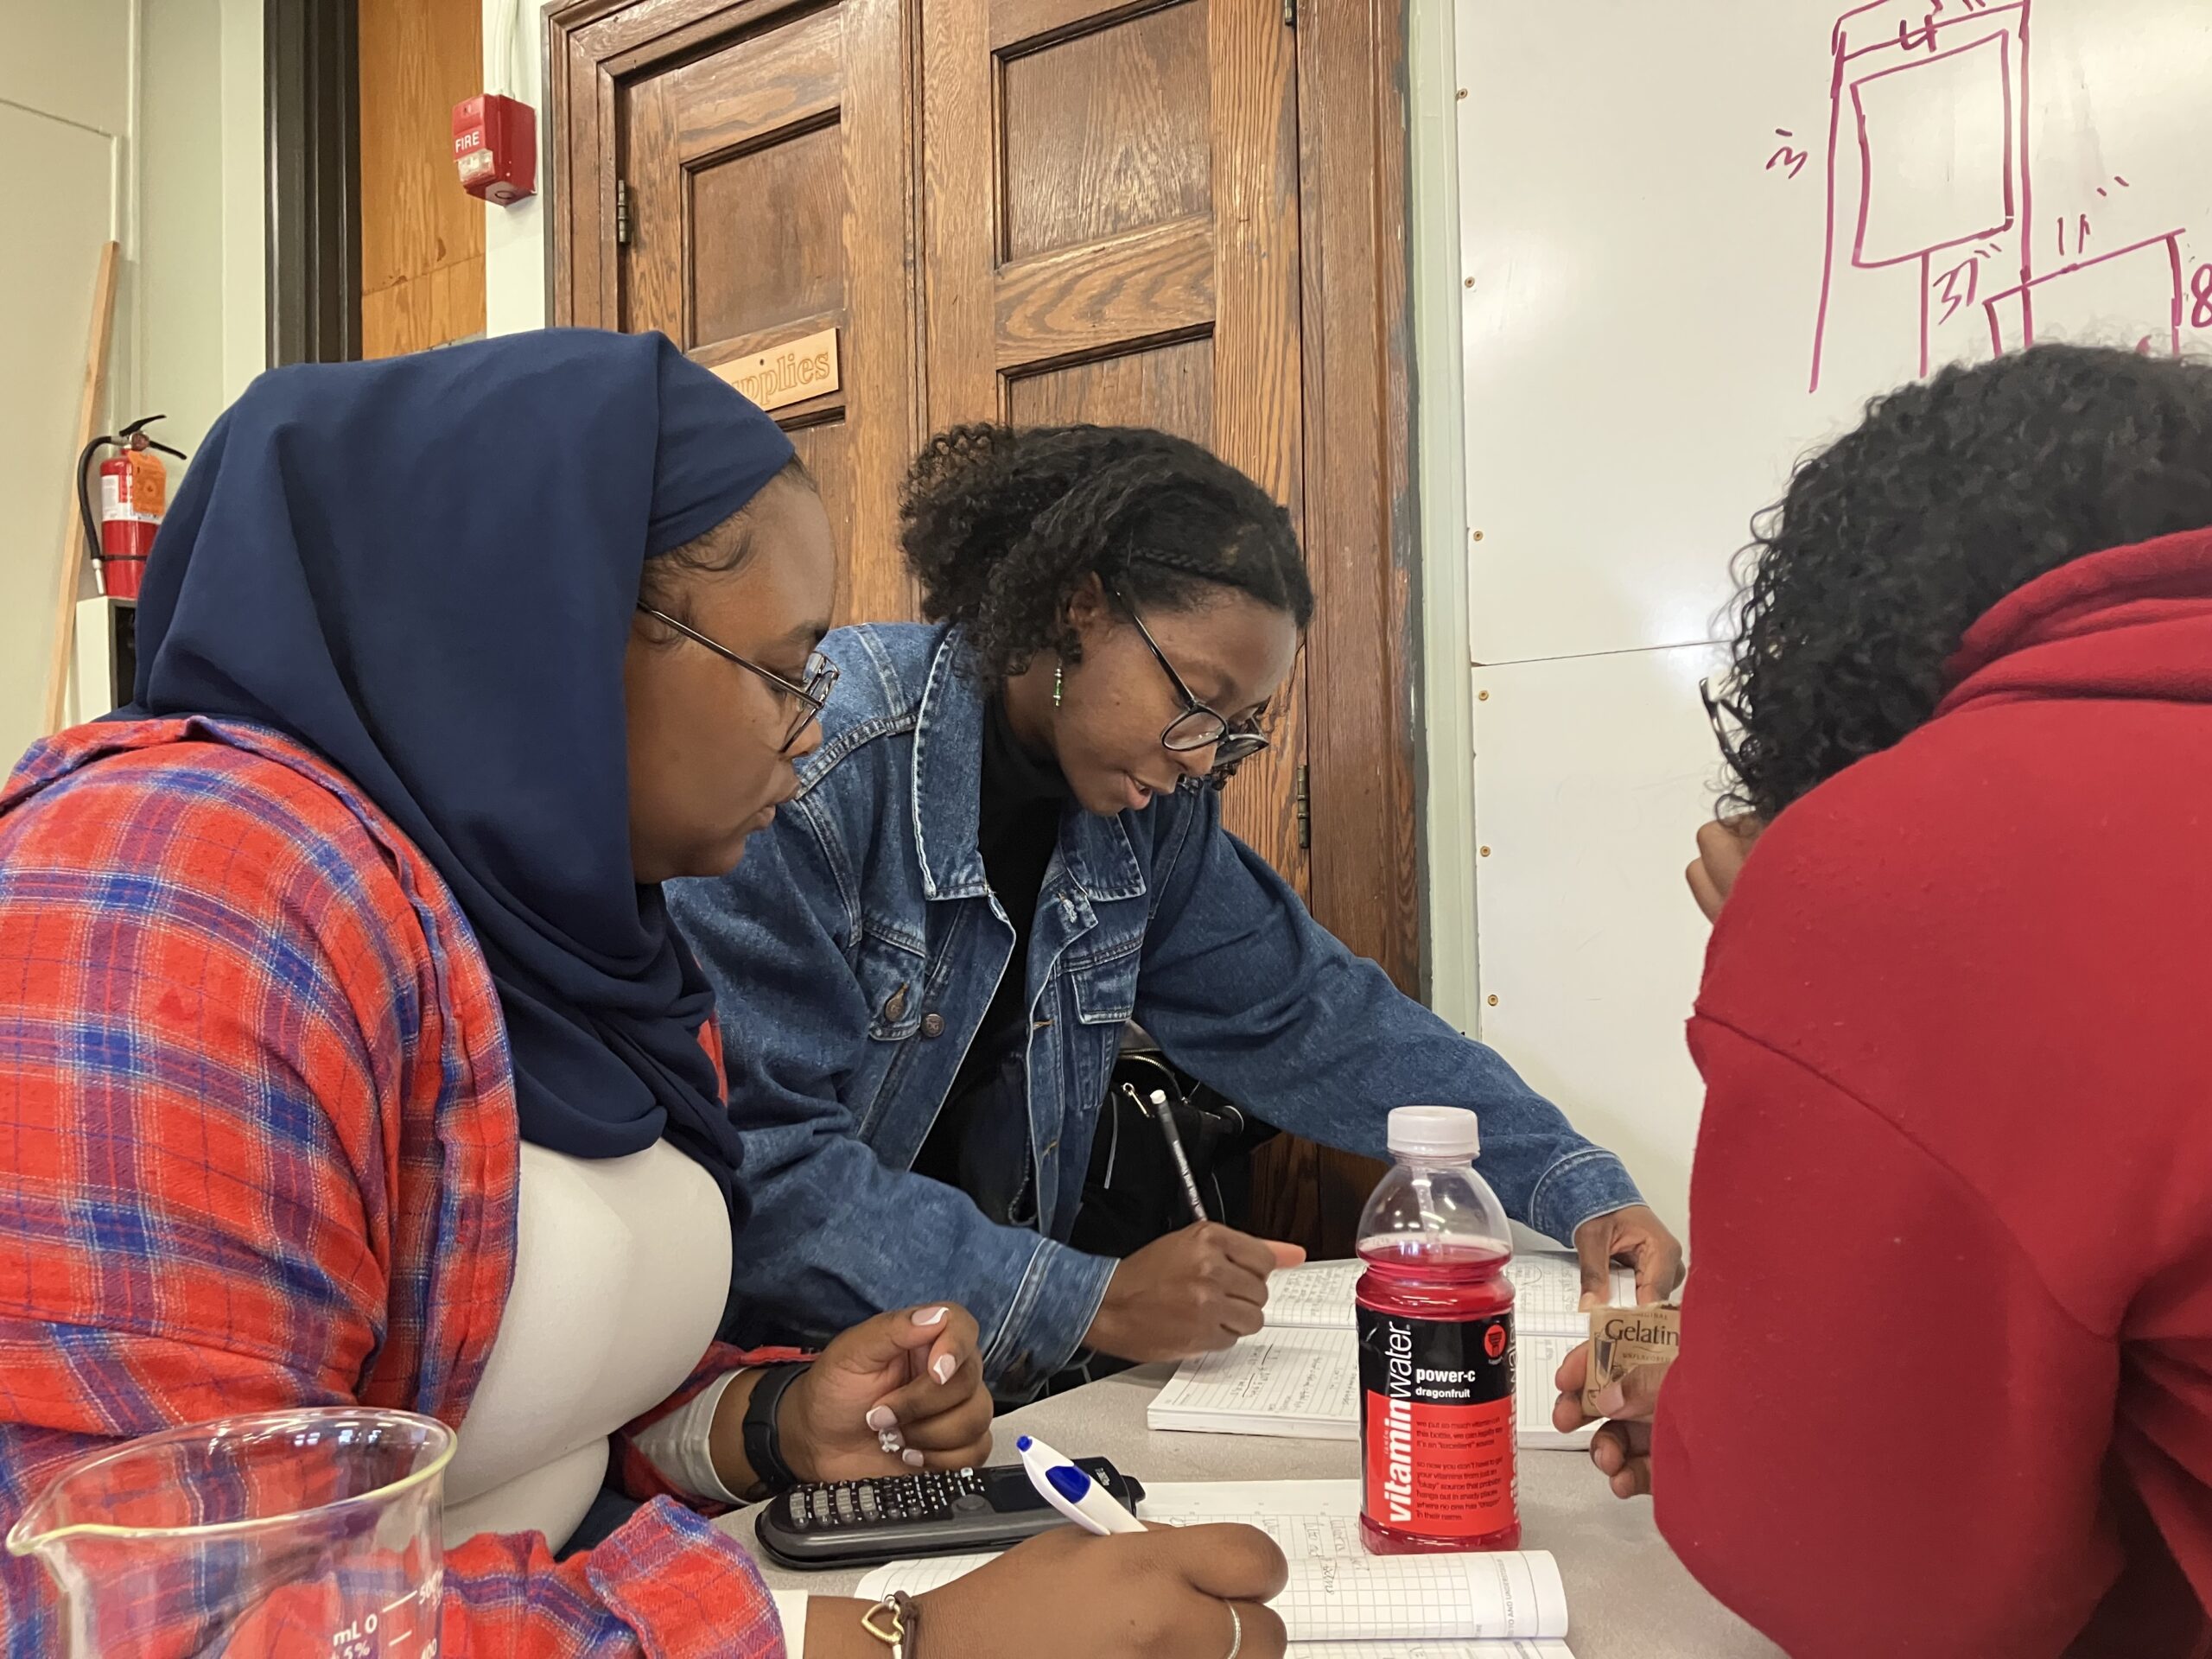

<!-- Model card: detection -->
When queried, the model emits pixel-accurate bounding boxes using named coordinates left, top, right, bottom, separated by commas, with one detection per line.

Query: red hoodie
left=1656, top=529, right=2212, bottom=1658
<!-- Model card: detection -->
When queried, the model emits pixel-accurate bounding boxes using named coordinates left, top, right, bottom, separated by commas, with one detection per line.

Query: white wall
left=1, top=1, right=136, bottom=767
left=140, top=0, right=228, bottom=454
left=141, top=0, right=264, bottom=444
left=0, top=0, right=263, bottom=763
left=217, top=0, right=266, bottom=404
left=483, top=0, right=548, bottom=334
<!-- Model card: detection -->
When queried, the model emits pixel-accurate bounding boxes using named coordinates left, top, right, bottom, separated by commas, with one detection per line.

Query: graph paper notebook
left=1154, top=1252, right=1635, bottom=1449
left=853, top=1480, right=1571, bottom=1649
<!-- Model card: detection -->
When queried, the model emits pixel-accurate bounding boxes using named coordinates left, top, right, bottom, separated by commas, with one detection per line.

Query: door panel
left=689, top=124, right=846, bottom=346
left=925, top=0, right=1308, bottom=899
left=1005, top=338, right=1212, bottom=442
left=998, top=9, right=1212, bottom=263
left=619, top=0, right=918, bottom=627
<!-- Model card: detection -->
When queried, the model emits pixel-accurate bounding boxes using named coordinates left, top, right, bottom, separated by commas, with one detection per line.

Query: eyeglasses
left=637, top=604, right=838, bottom=753
left=1698, top=677, right=1747, bottom=773
left=1115, top=589, right=1272, bottom=786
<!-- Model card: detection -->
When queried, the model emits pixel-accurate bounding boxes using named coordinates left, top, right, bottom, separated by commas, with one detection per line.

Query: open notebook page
left=1264, top=1254, right=1636, bottom=1333
left=1148, top=1328, right=1597, bottom=1449
left=1150, top=1486, right=1566, bottom=1645
left=855, top=1483, right=1569, bottom=1643
left=855, top=1551, right=1568, bottom=1643
left=1147, top=1326, right=1359, bottom=1439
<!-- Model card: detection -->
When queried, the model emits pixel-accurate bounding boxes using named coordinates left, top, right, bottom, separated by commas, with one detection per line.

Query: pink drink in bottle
left=1357, top=1106, right=1520, bottom=1554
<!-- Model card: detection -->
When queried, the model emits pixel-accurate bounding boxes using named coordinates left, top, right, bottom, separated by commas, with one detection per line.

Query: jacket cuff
left=1525, top=1147, right=1646, bottom=1245
left=978, top=1237, right=1119, bottom=1395
left=577, top=1497, right=789, bottom=1658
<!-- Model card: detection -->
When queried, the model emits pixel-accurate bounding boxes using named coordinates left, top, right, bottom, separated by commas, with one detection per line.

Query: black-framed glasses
left=637, top=604, right=837, bottom=753
left=1115, top=589, right=1273, bottom=786
left=1699, top=677, right=1747, bottom=773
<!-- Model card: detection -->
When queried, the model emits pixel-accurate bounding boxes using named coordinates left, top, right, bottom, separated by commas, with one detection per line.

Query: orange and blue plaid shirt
left=0, top=718, right=790, bottom=1658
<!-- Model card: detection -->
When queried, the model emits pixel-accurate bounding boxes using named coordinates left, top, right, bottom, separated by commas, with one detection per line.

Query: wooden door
left=565, top=0, right=922, bottom=625
left=550, top=0, right=1420, bottom=1256
left=921, top=0, right=1306, bottom=892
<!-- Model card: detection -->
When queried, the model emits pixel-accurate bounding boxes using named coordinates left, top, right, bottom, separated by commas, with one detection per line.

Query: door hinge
left=1294, top=764, right=1310, bottom=849
left=1282, top=0, right=1295, bottom=24
left=615, top=180, right=631, bottom=246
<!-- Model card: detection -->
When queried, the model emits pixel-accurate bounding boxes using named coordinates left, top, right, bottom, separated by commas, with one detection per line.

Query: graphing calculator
left=751, top=1458, right=1144, bottom=1570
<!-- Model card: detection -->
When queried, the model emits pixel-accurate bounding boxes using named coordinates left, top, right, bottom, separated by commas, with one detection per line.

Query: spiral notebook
left=1148, top=1252, right=1634, bottom=1449
left=854, top=1480, right=1572, bottom=1655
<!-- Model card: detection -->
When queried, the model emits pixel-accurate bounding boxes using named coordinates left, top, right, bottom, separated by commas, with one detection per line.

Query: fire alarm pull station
left=454, top=94, right=537, bottom=205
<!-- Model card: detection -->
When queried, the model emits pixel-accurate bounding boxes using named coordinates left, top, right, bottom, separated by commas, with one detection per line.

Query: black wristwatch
left=740, top=1361, right=811, bottom=1499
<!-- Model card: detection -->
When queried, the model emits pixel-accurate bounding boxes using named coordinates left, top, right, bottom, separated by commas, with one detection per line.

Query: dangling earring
left=1053, top=664, right=1065, bottom=709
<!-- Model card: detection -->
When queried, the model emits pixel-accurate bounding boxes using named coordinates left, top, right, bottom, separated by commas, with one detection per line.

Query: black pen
left=1129, top=1083, right=1209, bottom=1224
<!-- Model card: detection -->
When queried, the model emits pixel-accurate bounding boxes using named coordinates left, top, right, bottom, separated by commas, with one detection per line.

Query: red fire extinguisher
left=77, top=416, right=186, bottom=601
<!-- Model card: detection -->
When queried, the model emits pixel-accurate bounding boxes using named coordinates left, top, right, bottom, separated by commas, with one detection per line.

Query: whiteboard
left=1456, top=0, right=2212, bottom=665
left=1471, top=645, right=1724, bottom=1239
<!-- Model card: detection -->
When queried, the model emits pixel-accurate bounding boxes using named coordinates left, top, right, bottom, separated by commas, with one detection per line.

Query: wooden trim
left=1291, top=0, right=1415, bottom=1243
left=993, top=218, right=1213, bottom=371
left=918, top=0, right=1000, bottom=424
left=265, top=0, right=362, bottom=365
left=987, top=0, right=1170, bottom=55
left=1297, top=0, right=1420, bottom=993
left=661, top=10, right=843, bottom=163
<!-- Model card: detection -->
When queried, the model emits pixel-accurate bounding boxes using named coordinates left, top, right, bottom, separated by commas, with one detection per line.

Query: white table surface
left=723, top=1363, right=1783, bottom=1658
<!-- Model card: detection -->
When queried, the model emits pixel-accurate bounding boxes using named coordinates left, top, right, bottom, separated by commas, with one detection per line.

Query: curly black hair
left=1719, top=345, right=2212, bottom=821
left=899, top=423, right=1312, bottom=677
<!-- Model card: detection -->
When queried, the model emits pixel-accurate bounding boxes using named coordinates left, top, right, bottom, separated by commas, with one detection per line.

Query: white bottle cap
left=1387, top=1105, right=1480, bottom=1160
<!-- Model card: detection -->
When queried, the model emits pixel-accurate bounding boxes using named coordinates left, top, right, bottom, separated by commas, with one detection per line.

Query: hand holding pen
left=875, top=1433, right=1287, bottom=1659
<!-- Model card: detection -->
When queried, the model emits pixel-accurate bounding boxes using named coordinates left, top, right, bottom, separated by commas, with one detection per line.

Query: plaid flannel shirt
left=0, top=718, right=793, bottom=1658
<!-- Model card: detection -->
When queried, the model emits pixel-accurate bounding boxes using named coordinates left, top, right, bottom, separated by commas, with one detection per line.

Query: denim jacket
left=670, top=624, right=1644, bottom=1394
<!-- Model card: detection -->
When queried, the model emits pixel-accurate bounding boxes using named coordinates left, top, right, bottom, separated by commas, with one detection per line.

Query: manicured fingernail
left=878, top=1428, right=904, bottom=1456
left=1593, top=1385, right=1626, bottom=1417
left=932, top=1355, right=957, bottom=1385
left=912, top=1306, right=948, bottom=1326
left=901, top=1448, right=925, bottom=1467
left=866, top=1406, right=898, bottom=1432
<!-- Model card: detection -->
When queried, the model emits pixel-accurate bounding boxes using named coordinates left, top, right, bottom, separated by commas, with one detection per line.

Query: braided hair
left=900, top=423, right=1312, bottom=677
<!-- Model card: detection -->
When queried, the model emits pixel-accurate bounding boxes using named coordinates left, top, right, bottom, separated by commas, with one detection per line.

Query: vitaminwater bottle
left=1357, top=1105, right=1520, bottom=1554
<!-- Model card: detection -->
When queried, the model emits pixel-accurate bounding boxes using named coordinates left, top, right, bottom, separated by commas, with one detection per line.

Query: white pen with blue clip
left=1016, top=1433, right=1146, bottom=1535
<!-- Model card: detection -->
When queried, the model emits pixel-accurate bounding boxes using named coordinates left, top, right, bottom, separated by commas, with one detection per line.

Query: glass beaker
left=8, top=1407, right=454, bottom=1659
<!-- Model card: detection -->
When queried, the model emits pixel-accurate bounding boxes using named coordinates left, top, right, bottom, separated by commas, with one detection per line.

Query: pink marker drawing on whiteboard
left=1809, top=0, right=2033, bottom=391
left=1804, top=0, right=2194, bottom=392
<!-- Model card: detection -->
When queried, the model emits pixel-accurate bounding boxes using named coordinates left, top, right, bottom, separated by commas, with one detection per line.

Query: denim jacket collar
left=910, top=630, right=1147, bottom=908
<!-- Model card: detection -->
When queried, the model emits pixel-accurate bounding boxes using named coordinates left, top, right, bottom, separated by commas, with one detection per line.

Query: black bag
left=1065, top=1025, right=1279, bottom=1261
left=1019, top=1028, right=1280, bottom=1399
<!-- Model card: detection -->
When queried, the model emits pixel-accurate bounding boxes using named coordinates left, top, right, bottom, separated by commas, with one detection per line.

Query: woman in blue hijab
left=0, top=331, right=1287, bottom=1659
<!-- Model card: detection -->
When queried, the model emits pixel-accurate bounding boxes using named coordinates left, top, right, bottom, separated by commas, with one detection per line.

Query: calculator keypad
left=781, top=1468, right=989, bottom=1531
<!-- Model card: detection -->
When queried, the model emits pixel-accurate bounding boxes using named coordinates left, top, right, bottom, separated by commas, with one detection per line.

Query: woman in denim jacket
left=671, top=425, right=1681, bottom=1396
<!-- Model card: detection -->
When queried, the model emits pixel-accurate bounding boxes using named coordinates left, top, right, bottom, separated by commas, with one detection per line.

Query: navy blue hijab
left=123, top=329, right=794, bottom=1214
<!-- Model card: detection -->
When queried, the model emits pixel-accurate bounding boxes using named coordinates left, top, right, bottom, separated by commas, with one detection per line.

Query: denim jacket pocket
left=858, top=928, right=930, bottom=1042
left=1066, top=934, right=1142, bottom=1027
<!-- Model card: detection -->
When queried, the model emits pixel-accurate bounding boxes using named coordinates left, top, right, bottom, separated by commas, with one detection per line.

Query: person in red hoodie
left=1554, top=344, right=2212, bottom=1657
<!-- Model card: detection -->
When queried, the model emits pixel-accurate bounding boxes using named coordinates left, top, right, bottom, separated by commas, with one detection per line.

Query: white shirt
left=442, top=1140, right=734, bottom=1545
left=435, top=1140, right=810, bottom=1647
